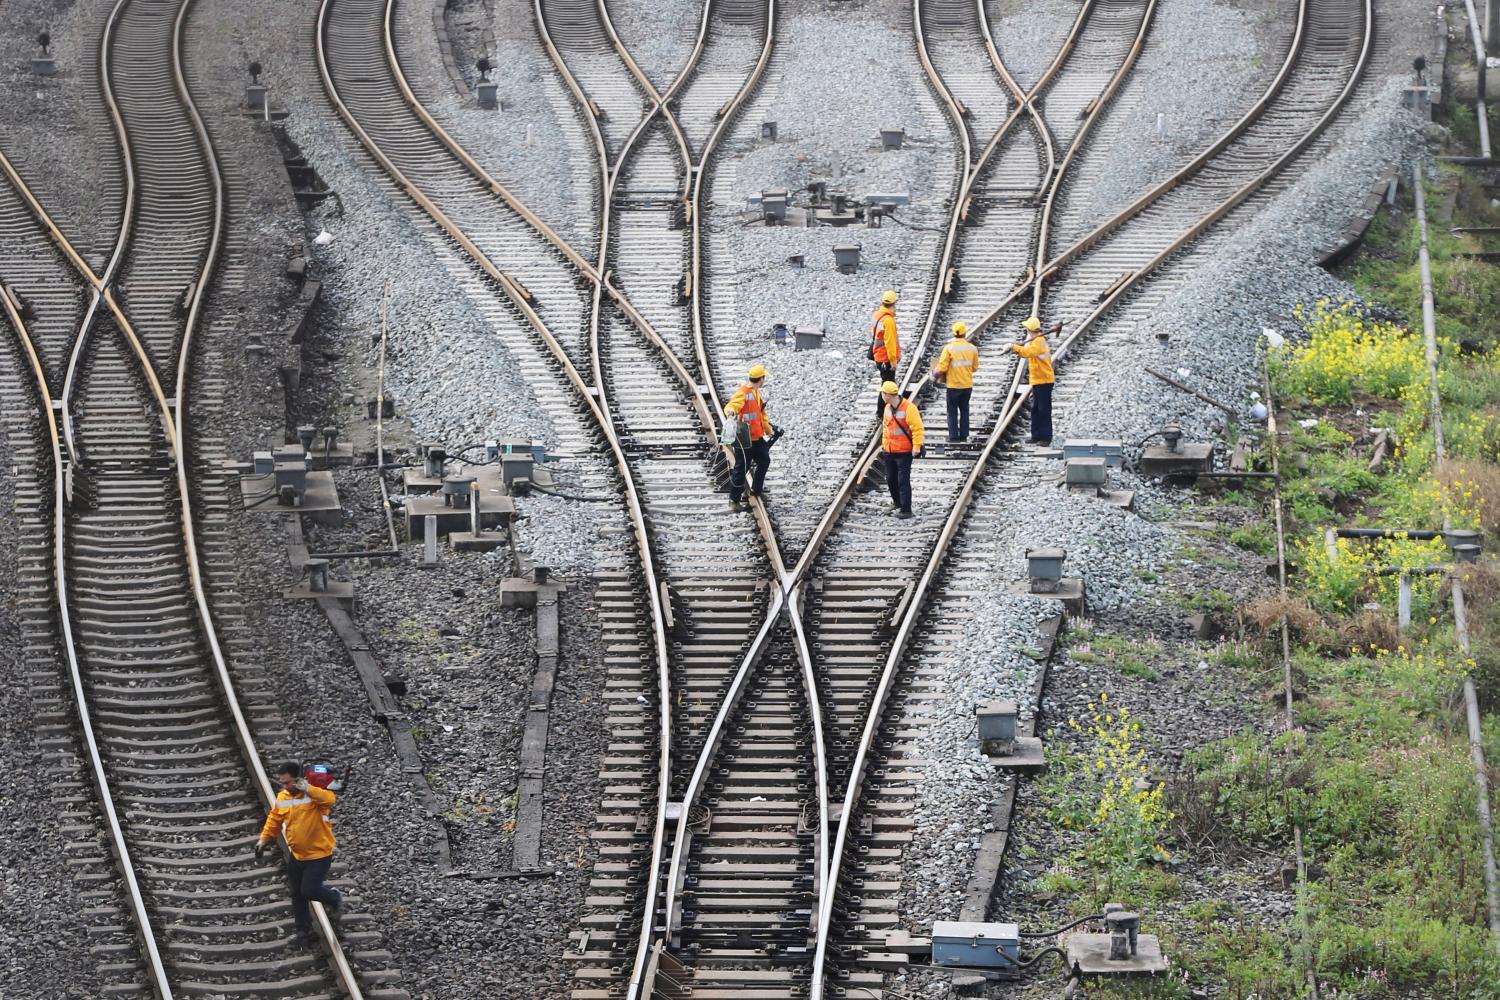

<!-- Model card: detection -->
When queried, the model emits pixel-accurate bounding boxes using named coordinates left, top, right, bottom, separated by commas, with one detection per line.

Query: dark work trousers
left=729, top=437, right=771, bottom=502
left=1029, top=382, right=1054, bottom=443
left=945, top=387, right=971, bottom=441
left=883, top=451, right=913, bottom=513
left=287, top=854, right=340, bottom=935
left=875, top=362, right=896, bottom=420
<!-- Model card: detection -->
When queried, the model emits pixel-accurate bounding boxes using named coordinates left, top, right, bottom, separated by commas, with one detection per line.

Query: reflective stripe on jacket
left=725, top=383, right=773, bottom=441
left=871, top=307, right=900, bottom=364
left=936, top=339, right=979, bottom=389
left=1011, top=336, right=1054, bottom=385
left=260, top=784, right=337, bottom=860
left=882, top=399, right=924, bottom=454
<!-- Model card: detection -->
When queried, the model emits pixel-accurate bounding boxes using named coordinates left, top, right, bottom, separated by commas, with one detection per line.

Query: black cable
left=1015, top=945, right=1068, bottom=970
left=527, top=481, right=614, bottom=503
left=1019, top=913, right=1105, bottom=938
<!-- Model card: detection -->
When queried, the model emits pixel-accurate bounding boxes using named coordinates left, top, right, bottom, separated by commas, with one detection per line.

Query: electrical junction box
left=931, top=920, right=1019, bottom=969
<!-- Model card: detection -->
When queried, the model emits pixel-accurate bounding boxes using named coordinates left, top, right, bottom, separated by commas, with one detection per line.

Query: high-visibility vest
left=871, top=308, right=898, bottom=364
left=883, top=401, right=917, bottom=454
left=729, top=383, right=771, bottom=440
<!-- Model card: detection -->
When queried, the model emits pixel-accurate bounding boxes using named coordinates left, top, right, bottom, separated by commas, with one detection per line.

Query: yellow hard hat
left=881, top=290, right=898, bottom=305
left=880, top=380, right=899, bottom=394
left=1022, top=316, right=1042, bottom=333
left=952, top=321, right=968, bottom=337
left=748, top=364, right=767, bottom=379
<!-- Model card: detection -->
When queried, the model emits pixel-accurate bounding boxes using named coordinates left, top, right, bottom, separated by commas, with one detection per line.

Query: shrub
left=1043, top=695, right=1172, bottom=882
left=1271, top=301, right=1429, bottom=406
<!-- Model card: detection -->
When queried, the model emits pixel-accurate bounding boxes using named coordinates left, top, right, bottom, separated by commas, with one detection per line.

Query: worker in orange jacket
left=880, top=380, right=924, bottom=519
left=934, top=320, right=979, bottom=441
left=870, top=290, right=900, bottom=420
left=724, top=364, right=776, bottom=510
left=256, top=762, right=343, bottom=947
left=1009, top=316, right=1055, bottom=445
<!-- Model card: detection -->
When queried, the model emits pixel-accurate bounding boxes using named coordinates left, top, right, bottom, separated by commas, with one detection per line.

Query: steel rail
left=376, top=8, right=798, bottom=991
left=809, top=2, right=1371, bottom=992
left=319, top=2, right=679, bottom=993
left=1003, top=0, right=1312, bottom=302
left=1026, top=0, right=1156, bottom=314
left=1030, top=0, right=1372, bottom=368
left=558, top=3, right=826, bottom=991
left=624, top=6, right=836, bottom=990
left=0, top=285, right=174, bottom=998
left=783, top=0, right=1112, bottom=598
left=59, top=0, right=139, bottom=465
left=816, top=0, right=1368, bottom=983
left=895, top=0, right=1090, bottom=407
left=4, top=1, right=367, bottom=991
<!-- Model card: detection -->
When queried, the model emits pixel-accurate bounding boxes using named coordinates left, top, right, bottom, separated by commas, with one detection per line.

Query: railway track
left=807, top=1, right=1373, bottom=997
left=0, top=0, right=381, bottom=994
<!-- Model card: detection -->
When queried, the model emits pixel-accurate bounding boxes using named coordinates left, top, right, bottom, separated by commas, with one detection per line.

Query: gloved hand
left=294, top=778, right=309, bottom=793
left=917, top=446, right=927, bottom=459
left=254, top=839, right=271, bottom=861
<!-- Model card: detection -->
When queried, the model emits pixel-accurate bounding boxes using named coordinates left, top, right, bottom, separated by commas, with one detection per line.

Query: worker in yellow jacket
left=934, top=321, right=979, bottom=441
left=724, top=364, right=776, bottom=510
left=870, top=290, right=900, bottom=420
left=257, top=762, right=342, bottom=947
left=1009, top=316, right=1055, bottom=445
left=880, top=380, right=924, bottom=519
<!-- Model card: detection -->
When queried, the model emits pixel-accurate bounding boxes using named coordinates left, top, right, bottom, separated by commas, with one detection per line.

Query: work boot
left=293, top=931, right=314, bottom=950
left=729, top=498, right=744, bottom=512
left=896, top=510, right=913, bottom=520
left=326, top=889, right=344, bottom=924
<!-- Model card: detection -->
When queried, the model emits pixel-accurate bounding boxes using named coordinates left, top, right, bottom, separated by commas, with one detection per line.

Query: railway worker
left=870, top=290, right=901, bottom=420
left=1009, top=316, right=1054, bottom=446
left=725, top=363, right=774, bottom=511
left=933, top=321, right=978, bottom=442
left=880, top=380, right=924, bottom=519
left=256, top=762, right=343, bottom=947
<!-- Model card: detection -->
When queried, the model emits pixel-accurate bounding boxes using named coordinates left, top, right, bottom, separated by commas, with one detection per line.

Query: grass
left=1035, top=166, right=1500, bottom=997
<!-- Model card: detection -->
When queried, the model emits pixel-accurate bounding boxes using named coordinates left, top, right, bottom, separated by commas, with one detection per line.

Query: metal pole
left=1413, top=160, right=1500, bottom=959
left=1489, top=0, right=1500, bottom=57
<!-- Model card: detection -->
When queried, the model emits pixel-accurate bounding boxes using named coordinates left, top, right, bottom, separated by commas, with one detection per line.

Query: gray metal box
left=1062, top=438, right=1125, bottom=467
left=1065, top=457, right=1108, bottom=487
left=794, top=326, right=825, bottom=352
left=1025, top=547, right=1066, bottom=581
left=932, top=920, right=1019, bottom=969
left=253, top=451, right=274, bottom=475
left=976, top=701, right=1017, bottom=742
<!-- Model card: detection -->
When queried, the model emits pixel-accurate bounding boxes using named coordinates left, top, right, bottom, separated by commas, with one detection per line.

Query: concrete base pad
left=241, top=471, right=341, bottom=520
left=285, top=580, right=353, bottom=602
left=1065, top=933, right=1168, bottom=976
left=406, top=493, right=515, bottom=538
left=984, top=736, right=1045, bottom=771
left=1140, top=442, right=1213, bottom=479
left=449, top=530, right=509, bottom=552
left=1008, top=577, right=1086, bottom=616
